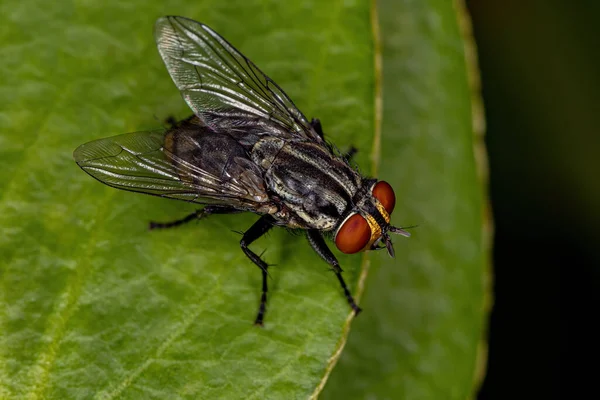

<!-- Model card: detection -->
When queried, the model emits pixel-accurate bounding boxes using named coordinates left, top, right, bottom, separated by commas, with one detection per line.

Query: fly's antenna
left=388, top=225, right=416, bottom=237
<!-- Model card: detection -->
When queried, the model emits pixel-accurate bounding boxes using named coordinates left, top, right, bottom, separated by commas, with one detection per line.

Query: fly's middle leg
left=239, top=215, right=276, bottom=326
left=149, top=205, right=241, bottom=230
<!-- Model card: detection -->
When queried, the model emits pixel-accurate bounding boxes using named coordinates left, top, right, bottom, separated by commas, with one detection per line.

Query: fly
left=73, top=16, right=411, bottom=325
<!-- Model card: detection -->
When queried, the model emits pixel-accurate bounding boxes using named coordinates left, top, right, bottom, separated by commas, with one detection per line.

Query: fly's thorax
left=251, top=138, right=362, bottom=230
left=251, top=137, right=286, bottom=170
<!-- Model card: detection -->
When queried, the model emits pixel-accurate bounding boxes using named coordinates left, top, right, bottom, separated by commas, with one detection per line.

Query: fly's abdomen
left=252, top=138, right=361, bottom=230
left=165, top=118, right=268, bottom=203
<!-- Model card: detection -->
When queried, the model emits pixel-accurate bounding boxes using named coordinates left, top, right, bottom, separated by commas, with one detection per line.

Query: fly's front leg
left=240, top=215, right=276, bottom=326
left=149, top=205, right=241, bottom=230
left=306, top=230, right=362, bottom=315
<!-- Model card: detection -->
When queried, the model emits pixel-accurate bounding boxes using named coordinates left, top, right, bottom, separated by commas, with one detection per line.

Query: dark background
left=467, top=1, right=597, bottom=398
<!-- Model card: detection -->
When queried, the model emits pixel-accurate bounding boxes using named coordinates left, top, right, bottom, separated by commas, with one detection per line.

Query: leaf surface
left=0, top=0, right=487, bottom=399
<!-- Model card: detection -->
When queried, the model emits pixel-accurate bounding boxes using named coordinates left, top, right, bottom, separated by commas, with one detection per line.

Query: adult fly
left=73, top=16, right=410, bottom=325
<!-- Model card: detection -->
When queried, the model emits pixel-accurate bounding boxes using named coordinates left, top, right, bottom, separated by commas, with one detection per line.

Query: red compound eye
left=335, top=213, right=371, bottom=254
left=372, top=181, right=396, bottom=214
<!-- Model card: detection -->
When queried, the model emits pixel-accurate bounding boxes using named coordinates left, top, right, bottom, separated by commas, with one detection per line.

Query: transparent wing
left=154, top=16, right=323, bottom=142
left=73, top=130, right=269, bottom=208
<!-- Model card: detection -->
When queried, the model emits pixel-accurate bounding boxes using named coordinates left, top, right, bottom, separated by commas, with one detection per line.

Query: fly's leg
left=240, top=215, right=276, bottom=326
left=310, top=118, right=324, bottom=139
left=149, top=205, right=241, bottom=230
left=164, top=114, right=197, bottom=129
left=306, top=230, right=362, bottom=315
left=165, top=115, right=178, bottom=129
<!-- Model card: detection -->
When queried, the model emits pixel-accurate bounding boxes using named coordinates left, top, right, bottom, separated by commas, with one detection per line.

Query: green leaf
left=0, top=0, right=487, bottom=399
left=321, top=0, right=488, bottom=399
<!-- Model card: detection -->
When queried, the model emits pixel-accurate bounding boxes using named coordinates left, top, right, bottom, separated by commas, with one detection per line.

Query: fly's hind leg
left=164, top=114, right=197, bottom=129
left=239, top=215, right=276, bottom=326
left=306, top=229, right=362, bottom=315
left=165, top=115, right=179, bottom=129
left=149, top=205, right=241, bottom=230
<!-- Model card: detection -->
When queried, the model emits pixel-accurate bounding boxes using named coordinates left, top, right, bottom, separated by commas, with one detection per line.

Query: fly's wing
left=73, top=130, right=269, bottom=208
left=154, top=16, right=324, bottom=143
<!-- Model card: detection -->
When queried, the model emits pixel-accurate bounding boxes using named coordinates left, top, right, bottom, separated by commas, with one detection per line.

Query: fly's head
left=334, top=180, right=410, bottom=258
